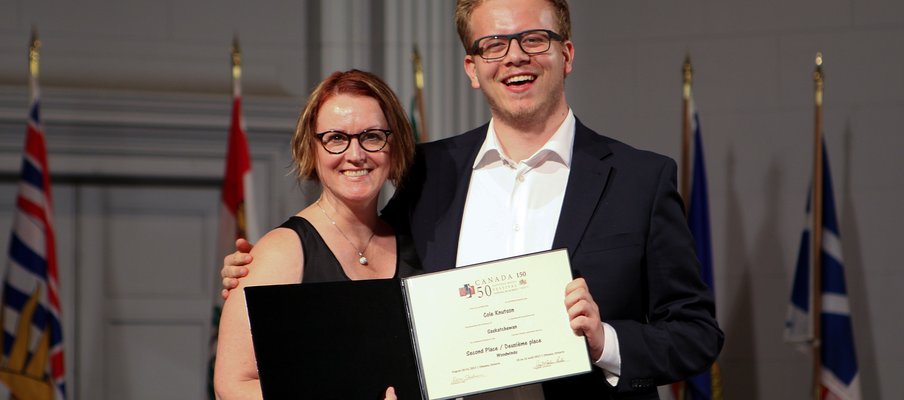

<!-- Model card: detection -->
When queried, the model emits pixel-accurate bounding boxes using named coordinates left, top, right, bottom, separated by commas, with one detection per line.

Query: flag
left=207, top=40, right=260, bottom=398
left=785, top=141, right=860, bottom=400
left=0, top=35, right=67, bottom=400
left=672, top=96, right=722, bottom=400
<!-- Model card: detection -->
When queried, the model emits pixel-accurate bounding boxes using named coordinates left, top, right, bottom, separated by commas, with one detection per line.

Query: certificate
left=245, top=248, right=590, bottom=400
left=403, top=249, right=591, bottom=399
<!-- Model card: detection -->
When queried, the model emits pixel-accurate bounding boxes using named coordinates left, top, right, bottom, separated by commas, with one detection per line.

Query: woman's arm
left=213, top=228, right=303, bottom=400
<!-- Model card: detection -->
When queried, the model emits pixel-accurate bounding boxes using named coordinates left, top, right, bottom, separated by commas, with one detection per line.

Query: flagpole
left=231, top=36, right=250, bottom=239
left=811, top=52, right=825, bottom=400
left=681, top=55, right=693, bottom=212
left=412, top=46, right=428, bottom=143
left=670, top=54, right=694, bottom=400
left=228, top=33, right=246, bottom=255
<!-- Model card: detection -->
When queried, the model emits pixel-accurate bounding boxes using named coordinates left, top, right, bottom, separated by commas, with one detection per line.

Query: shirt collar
left=473, top=109, right=576, bottom=169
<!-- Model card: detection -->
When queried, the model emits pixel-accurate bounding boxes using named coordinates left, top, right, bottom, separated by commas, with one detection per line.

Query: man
left=223, top=0, right=722, bottom=398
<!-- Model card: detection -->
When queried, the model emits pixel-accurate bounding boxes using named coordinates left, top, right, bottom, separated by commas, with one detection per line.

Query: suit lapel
left=552, top=121, right=613, bottom=259
left=423, top=126, right=486, bottom=271
left=423, top=121, right=612, bottom=269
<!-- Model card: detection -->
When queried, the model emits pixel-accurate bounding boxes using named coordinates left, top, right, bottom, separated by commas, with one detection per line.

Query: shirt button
left=516, top=175, right=525, bottom=182
left=514, top=224, right=521, bottom=231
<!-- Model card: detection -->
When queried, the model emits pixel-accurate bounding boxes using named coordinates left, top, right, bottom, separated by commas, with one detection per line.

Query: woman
left=213, top=70, right=417, bottom=399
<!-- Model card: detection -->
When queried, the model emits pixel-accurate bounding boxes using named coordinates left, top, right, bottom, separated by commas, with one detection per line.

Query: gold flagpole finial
left=412, top=46, right=424, bottom=91
left=231, top=35, right=242, bottom=82
left=29, top=26, right=40, bottom=79
left=680, top=53, right=694, bottom=208
left=682, top=53, right=693, bottom=99
left=814, top=52, right=824, bottom=107
left=411, top=45, right=428, bottom=142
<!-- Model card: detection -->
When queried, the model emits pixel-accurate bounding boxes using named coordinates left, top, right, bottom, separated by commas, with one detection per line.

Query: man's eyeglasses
left=315, top=129, right=392, bottom=154
left=469, top=29, right=564, bottom=61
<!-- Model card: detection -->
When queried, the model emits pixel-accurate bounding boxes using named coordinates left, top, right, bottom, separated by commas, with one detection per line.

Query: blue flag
left=678, top=102, right=722, bottom=400
left=785, top=141, right=861, bottom=400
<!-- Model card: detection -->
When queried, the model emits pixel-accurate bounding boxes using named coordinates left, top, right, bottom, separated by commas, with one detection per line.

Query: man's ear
left=562, top=40, right=575, bottom=77
left=464, top=55, right=480, bottom=89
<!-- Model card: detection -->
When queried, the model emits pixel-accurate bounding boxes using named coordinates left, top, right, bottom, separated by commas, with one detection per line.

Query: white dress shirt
left=455, top=113, right=572, bottom=267
left=456, top=111, right=621, bottom=400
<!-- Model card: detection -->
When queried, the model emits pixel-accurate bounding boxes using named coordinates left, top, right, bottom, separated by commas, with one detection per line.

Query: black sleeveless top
left=278, top=216, right=421, bottom=283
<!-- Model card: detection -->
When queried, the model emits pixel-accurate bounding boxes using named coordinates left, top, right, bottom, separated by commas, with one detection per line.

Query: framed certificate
left=245, top=248, right=591, bottom=399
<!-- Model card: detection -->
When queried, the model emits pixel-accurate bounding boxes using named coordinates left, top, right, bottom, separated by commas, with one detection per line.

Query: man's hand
left=565, top=278, right=605, bottom=361
left=384, top=386, right=396, bottom=400
left=220, top=238, right=254, bottom=300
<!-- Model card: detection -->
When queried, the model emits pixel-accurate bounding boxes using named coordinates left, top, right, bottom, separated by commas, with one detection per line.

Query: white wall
left=567, top=1, right=904, bottom=399
left=0, top=0, right=902, bottom=399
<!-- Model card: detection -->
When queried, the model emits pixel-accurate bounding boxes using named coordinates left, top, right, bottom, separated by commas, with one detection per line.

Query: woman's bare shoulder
left=242, top=226, right=304, bottom=286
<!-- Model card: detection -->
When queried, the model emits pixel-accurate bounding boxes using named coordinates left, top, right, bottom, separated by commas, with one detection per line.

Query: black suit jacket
left=384, top=119, right=723, bottom=399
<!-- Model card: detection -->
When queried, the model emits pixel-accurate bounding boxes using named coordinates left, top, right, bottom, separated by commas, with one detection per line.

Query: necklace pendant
left=358, top=255, right=368, bottom=265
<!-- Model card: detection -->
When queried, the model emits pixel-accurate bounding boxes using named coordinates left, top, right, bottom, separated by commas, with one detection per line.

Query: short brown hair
left=291, top=69, right=415, bottom=186
left=454, top=0, right=572, bottom=51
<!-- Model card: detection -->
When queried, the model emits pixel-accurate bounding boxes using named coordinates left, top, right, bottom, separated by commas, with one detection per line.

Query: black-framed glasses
left=468, top=29, right=564, bottom=61
left=315, top=129, right=392, bottom=154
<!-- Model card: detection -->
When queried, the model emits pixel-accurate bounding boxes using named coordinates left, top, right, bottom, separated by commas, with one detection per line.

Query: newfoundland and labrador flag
left=785, top=141, right=861, bottom=400
left=0, top=66, right=66, bottom=400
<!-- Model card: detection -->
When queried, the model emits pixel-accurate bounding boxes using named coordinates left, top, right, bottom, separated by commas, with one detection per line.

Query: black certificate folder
left=244, top=279, right=422, bottom=400
left=246, top=249, right=591, bottom=400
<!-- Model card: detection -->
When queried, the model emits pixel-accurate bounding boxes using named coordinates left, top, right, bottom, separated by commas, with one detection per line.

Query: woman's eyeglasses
left=315, top=129, right=392, bottom=154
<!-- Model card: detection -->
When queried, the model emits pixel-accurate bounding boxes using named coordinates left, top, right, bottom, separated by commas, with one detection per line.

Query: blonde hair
left=454, top=0, right=572, bottom=51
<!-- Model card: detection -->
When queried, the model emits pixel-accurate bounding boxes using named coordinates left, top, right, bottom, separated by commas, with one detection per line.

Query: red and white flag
left=217, top=72, right=259, bottom=257
left=207, top=42, right=259, bottom=398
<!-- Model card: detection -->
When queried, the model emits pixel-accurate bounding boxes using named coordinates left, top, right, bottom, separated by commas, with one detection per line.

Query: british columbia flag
left=0, top=50, right=66, bottom=400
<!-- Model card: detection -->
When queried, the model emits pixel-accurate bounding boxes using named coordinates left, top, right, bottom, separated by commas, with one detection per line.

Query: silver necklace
left=316, top=200, right=375, bottom=265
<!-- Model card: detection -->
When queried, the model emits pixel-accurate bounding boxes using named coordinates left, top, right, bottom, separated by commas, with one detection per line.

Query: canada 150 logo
left=459, top=283, right=491, bottom=298
left=457, top=271, right=528, bottom=299
left=458, top=283, right=477, bottom=297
